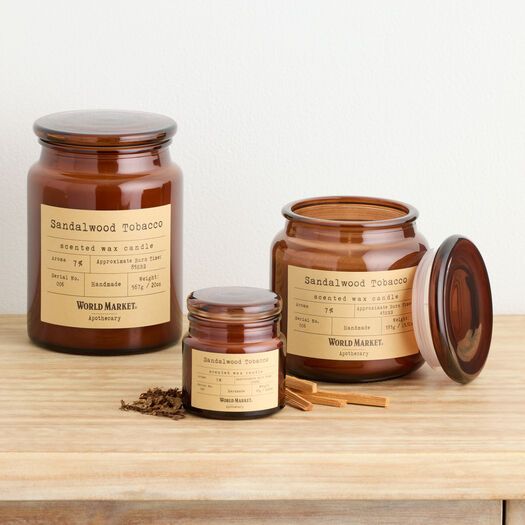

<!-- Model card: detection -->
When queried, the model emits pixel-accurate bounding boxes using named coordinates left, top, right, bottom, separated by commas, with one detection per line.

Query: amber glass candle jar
left=272, top=196, right=428, bottom=382
left=182, top=287, right=285, bottom=420
left=27, top=110, right=183, bottom=355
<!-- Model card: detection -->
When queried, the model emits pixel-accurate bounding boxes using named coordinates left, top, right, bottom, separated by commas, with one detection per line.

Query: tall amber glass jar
left=272, top=196, right=428, bottom=382
left=27, top=110, right=183, bottom=354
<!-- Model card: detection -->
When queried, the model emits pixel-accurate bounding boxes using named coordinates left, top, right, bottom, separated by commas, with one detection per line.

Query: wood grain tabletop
left=0, top=315, right=524, bottom=502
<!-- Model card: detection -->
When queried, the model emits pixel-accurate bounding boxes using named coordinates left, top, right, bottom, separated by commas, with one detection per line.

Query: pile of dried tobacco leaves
left=120, top=387, right=185, bottom=420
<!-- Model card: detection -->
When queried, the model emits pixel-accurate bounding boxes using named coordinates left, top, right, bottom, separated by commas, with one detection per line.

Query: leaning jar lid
left=412, top=236, right=493, bottom=384
left=187, top=287, right=282, bottom=323
left=34, top=109, right=176, bottom=148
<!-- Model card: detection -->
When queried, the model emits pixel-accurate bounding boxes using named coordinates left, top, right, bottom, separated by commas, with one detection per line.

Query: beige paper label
left=191, top=349, right=280, bottom=412
left=287, top=265, right=419, bottom=360
left=41, top=204, right=171, bottom=329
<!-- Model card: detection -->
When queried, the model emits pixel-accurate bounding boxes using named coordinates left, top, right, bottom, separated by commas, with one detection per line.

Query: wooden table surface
left=1, top=315, right=524, bottom=523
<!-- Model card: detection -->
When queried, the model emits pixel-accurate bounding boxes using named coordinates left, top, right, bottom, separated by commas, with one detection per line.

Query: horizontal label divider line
left=292, top=328, right=414, bottom=336
left=293, top=312, right=411, bottom=320
left=294, top=287, right=412, bottom=295
left=46, top=290, right=168, bottom=298
left=46, top=267, right=167, bottom=275
left=46, top=249, right=168, bottom=257
left=46, top=235, right=167, bottom=242
left=193, top=391, right=275, bottom=398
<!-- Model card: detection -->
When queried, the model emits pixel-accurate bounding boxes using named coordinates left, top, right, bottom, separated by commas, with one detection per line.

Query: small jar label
left=191, top=348, right=280, bottom=412
left=287, top=265, right=419, bottom=360
left=40, top=204, right=171, bottom=329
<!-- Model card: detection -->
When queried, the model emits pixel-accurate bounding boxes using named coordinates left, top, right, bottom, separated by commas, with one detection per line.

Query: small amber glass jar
left=272, top=196, right=428, bottom=383
left=27, top=110, right=183, bottom=354
left=182, top=287, right=286, bottom=420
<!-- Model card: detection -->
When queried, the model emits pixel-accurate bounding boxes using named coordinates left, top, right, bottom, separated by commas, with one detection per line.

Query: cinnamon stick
left=285, top=375, right=318, bottom=394
left=285, top=388, right=313, bottom=411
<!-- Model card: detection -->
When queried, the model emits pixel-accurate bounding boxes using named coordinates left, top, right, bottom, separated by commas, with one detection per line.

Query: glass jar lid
left=412, top=236, right=493, bottom=383
left=187, top=287, right=282, bottom=323
left=34, top=110, right=176, bottom=148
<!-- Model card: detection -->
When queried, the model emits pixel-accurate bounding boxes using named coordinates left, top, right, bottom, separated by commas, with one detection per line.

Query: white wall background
left=1, top=0, right=524, bottom=314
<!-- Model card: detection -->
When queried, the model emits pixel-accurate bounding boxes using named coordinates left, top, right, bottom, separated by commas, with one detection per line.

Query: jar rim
left=282, top=196, right=418, bottom=229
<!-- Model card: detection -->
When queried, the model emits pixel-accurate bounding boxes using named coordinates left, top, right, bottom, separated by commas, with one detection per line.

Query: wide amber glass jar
left=27, top=110, right=183, bottom=355
left=182, top=287, right=286, bottom=420
left=271, top=196, right=428, bottom=382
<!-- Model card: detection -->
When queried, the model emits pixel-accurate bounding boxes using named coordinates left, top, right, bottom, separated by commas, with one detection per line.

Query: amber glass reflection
left=428, top=236, right=493, bottom=383
left=271, top=196, right=428, bottom=382
left=27, top=142, right=183, bottom=355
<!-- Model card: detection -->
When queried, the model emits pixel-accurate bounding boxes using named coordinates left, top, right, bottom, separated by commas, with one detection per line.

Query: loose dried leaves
left=120, top=387, right=185, bottom=420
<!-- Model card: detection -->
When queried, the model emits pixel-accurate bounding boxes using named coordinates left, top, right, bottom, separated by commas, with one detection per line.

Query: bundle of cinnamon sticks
left=285, top=375, right=389, bottom=411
